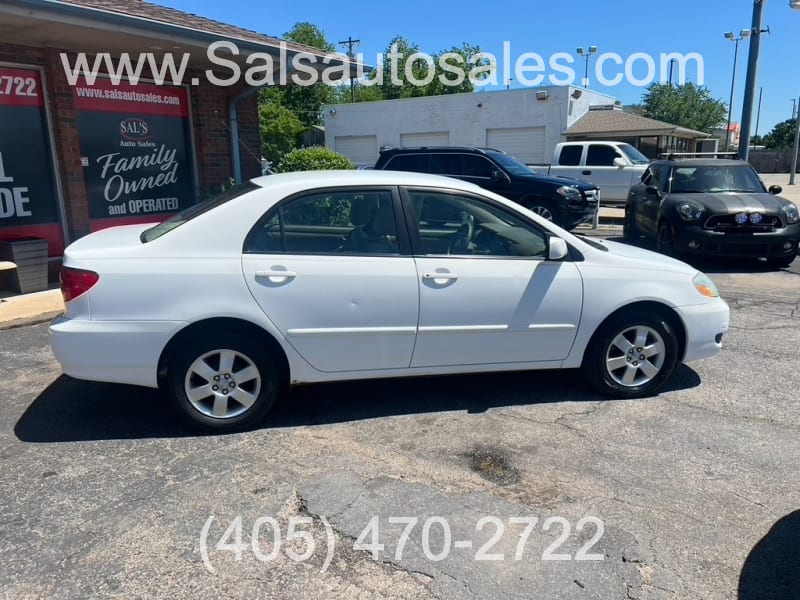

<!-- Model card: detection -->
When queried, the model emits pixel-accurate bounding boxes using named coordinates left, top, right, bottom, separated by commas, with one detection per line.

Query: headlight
left=677, top=202, right=705, bottom=222
left=693, top=272, right=719, bottom=298
left=556, top=186, right=582, bottom=201
left=781, top=202, right=799, bottom=224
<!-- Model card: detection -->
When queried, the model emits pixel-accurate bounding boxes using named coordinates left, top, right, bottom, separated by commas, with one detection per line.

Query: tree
left=259, top=100, right=305, bottom=166
left=276, top=147, right=354, bottom=172
left=762, top=119, right=798, bottom=149
left=356, top=36, right=489, bottom=102
left=263, top=22, right=336, bottom=127
left=640, top=83, right=727, bottom=133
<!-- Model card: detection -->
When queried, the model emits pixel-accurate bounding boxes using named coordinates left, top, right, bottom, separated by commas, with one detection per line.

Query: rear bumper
left=672, top=223, right=800, bottom=258
left=49, top=315, right=185, bottom=388
left=678, top=298, right=730, bottom=362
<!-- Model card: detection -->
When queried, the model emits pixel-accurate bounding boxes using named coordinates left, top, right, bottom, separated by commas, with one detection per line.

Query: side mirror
left=769, top=184, right=783, bottom=195
left=613, top=157, right=626, bottom=168
left=547, top=237, right=569, bottom=261
left=645, top=185, right=661, bottom=197
left=491, top=169, right=510, bottom=183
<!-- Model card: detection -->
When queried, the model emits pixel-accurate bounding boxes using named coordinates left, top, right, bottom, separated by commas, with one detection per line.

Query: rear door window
left=385, top=154, right=429, bottom=172
left=429, top=153, right=463, bottom=176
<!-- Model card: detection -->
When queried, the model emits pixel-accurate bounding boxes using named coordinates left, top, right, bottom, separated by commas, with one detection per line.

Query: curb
left=0, top=310, right=63, bottom=331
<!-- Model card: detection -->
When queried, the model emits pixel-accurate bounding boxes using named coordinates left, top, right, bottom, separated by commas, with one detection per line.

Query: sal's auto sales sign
left=0, top=66, right=64, bottom=255
left=72, top=77, right=195, bottom=230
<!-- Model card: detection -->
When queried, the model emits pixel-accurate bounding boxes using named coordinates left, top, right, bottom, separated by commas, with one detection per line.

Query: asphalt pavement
left=1, top=248, right=799, bottom=599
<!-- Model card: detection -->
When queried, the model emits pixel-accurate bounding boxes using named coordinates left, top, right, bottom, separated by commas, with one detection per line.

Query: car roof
left=249, top=169, right=487, bottom=192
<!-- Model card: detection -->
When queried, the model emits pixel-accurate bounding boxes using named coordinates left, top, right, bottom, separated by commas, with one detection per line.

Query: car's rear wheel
left=526, top=199, right=561, bottom=227
left=169, top=334, right=279, bottom=432
left=584, top=311, right=678, bottom=398
left=766, top=255, right=795, bottom=269
left=656, top=223, right=677, bottom=257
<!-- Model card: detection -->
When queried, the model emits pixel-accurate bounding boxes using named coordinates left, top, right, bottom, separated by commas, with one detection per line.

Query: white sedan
left=50, top=171, right=729, bottom=432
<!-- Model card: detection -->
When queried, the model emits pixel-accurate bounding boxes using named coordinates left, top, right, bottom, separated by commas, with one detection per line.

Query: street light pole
left=724, top=30, right=750, bottom=150
left=576, top=46, right=597, bottom=89
left=738, top=0, right=767, bottom=160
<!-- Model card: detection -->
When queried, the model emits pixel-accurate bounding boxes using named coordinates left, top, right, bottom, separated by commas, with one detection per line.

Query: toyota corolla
left=50, top=171, right=730, bottom=432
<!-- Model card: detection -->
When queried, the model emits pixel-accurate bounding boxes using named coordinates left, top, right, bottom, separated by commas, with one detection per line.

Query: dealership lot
left=1, top=252, right=798, bottom=599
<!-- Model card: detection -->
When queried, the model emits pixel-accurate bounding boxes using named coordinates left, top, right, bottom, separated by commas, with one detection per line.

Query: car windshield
left=669, top=165, right=766, bottom=194
left=484, top=150, right=534, bottom=177
left=618, top=144, right=650, bottom=165
left=140, top=182, right=259, bottom=242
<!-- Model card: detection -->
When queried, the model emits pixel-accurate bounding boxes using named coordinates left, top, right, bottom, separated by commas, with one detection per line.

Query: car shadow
left=738, top=511, right=800, bottom=599
left=606, top=235, right=798, bottom=274
left=15, top=365, right=701, bottom=442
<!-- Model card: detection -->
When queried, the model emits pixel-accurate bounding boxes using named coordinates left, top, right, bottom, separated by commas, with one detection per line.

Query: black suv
left=625, top=156, right=799, bottom=267
left=374, top=147, right=598, bottom=230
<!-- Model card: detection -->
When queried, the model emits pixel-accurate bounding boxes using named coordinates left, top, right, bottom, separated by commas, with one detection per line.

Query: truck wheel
left=527, top=199, right=561, bottom=227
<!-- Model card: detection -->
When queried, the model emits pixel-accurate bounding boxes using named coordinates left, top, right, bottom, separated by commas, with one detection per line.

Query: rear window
left=140, top=181, right=258, bottom=242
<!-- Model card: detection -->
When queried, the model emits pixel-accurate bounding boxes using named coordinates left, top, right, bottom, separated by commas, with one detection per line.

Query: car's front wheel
left=623, top=208, right=638, bottom=241
left=656, top=223, right=677, bottom=257
left=168, top=334, right=279, bottom=432
left=583, top=311, right=679, bottom=398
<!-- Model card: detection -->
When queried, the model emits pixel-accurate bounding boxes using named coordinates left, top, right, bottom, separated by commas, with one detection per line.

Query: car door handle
left=582, top=170, right=592, bottom=176
left=255, top=269, right=296, bottom=281
left=423, top=272, right=459, bottom=281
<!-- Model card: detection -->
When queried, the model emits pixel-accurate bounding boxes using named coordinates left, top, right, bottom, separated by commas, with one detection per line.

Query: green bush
left=276, top=147, right=355, bottom=173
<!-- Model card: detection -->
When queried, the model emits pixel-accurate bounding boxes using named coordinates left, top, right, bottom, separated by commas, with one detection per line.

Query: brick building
left=0, top=0, right=351, bottom=270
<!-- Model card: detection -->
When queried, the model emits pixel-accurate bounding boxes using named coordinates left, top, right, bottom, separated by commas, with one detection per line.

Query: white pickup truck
left=533, top=141, right=651, bottom=204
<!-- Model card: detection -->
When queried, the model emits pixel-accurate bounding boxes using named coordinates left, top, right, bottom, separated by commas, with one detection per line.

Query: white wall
left=324, top=86, right=616, bottom=166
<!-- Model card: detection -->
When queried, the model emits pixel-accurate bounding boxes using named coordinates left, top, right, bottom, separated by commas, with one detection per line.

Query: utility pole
left=738, top=0, right=768, bottom=160
left=790, top=94, right=800, bottom=185
left=338, top=36, right=361, bottom=102
left=792, top=98, right=797, bottom=120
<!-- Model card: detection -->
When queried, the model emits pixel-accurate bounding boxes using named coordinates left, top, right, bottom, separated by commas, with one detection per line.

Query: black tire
left=623, top=208, right=638, bottom=241
left=766, top=255, right=795, bottom=269
left=656, top=222, right=677, bottom=257
left=583, top=310, right=679, bottom=399
left=526, top=199, right=562, bottom=227
left=168, top=333, right=279, bottom=433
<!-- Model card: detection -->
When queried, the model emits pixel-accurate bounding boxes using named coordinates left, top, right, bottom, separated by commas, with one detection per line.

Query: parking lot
left=1, top=247, right=798, bottom=600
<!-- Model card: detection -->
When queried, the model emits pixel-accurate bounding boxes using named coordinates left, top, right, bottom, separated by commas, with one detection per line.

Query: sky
left=158, top=0, right=800, bottom=135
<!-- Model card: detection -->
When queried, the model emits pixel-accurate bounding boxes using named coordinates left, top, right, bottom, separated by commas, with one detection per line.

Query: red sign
left=0, top=66, right=64, bottom=256
left=72, top=77, right=189, bottom=117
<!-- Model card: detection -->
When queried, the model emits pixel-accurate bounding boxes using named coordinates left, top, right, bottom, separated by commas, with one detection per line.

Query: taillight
left=60, top=267, right=99, bottom=302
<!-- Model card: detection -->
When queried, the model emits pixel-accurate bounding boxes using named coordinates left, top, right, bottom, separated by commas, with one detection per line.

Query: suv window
left=429, top=153, right=462, bottom=176
left=462, top=155, right=495, bottom=178
left=586, top=144, right=621, bottom=167
left=558, top=145, right=583, bottom=166
left=245, top=190, right=399, bottom=255
left=670, top=164, right=765, bottom=193
left=406, top=189, right=547, bottom=258
left=385, top=153, right=428, bottom=172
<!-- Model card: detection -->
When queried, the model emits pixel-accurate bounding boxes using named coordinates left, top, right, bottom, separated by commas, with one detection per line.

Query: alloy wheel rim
left=532, top=206, right=554, bottom=221
left=605, top=325, right=666, bottom=387
left=184, top=349, right=261, bottom=419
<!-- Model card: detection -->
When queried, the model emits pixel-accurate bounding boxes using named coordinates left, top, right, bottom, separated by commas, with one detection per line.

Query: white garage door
left=485, top=127, right=545, bottom=164
left=334, top=135, right=378, bottom=167
left=400, top=131, right=450, bottom=148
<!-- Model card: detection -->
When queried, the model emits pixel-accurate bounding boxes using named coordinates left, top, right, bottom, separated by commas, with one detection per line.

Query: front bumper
left=562, top=189, right=599, bottom=229
left=678, top=298, right=730, bottom=362
left=672, top=223, right=800, bottom=258
left=49, top=315, right=185, bottom=388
